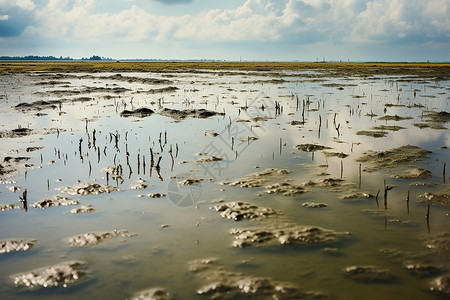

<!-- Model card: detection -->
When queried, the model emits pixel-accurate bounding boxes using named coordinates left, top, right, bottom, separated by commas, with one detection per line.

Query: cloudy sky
left=0, top=0, right=448, bottom=61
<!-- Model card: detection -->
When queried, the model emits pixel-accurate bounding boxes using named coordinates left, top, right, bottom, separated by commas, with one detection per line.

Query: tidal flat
left=0, top=62, right=449, bottom=299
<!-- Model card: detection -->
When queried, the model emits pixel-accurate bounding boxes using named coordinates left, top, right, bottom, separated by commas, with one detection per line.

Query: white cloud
left=22, top=0, right=450, bottom=48
left=0, top=15, right=9, bottom=21
left=0, top=0, right=35, bottom=10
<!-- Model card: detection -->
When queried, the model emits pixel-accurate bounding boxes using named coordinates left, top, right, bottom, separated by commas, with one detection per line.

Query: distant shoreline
left=0, top=61, right=449, bottom=80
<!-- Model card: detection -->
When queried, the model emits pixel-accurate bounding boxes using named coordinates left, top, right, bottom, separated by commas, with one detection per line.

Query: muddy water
left=0, top=70, right=449, bottom=299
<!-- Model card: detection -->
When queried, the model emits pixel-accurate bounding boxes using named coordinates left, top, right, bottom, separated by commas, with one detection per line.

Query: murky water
left=0, top=69, right=449, bottom=299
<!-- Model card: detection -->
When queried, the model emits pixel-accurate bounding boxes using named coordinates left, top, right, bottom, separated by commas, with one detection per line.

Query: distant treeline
left=0, top=55, right=113, bottom=61
left=0, top=55, right=73, bottom=61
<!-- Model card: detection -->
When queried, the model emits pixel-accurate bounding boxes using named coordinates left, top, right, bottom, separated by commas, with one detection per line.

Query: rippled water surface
left=0, top=69, right=449, bottom=299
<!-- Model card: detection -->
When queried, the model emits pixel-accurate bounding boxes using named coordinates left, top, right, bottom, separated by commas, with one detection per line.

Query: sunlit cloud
left=0, top=15, right=9, bottom=21
left=0, top=0, right=35, bottom=11
left=2, top=0, right=449, bottom=60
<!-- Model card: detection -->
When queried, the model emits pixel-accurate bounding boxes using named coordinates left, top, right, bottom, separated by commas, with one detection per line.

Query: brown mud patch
left=323, top=152, right=349, bottom=159
left=159, top=108, right=225, bottom=121
left=211, top=202, right=277, bottom=221
left=429, top=275, right=450, bottom=297
left=0, top=128, right=63, bottom=138
left=356, top=145, right=431, bottom=172
left=58, top=183, right=119, bottom=196
left=131, top=287, right=172, bottom=300
left=418, top=188, right=450, bottom=207
left=1, top=239, right=38, bottom=254
left=303, top=202, right=328, bottom=208
left=356, top=130, right=388, bottom=138
left=106, top=73, right=172, bottom=85
left=12, top=261, right=87, bottom=288
left=220, top=168, right=291, bottom=188
left=230, top=225, right=349, bottom=248
left=394, top=168, right=432, bottom=179
left=344, top=265, right=396, bottom=283
left=265, top=182, right=306, bottom=196
left=378, top=115, right=413, bottom=121
left=120, top=107, right=155, bottom=118
left=0, top=156, right=31, bottom=180
left=34, top=86, right=129, bottom=97
left=0, top=204, right=21, bottom=211
left=196, top=156, right=224, bottom=163
left=189, top=258, right=329, bottom=299
left=372, top=125, right=406, bottom=131
left=414, top=123, right=447, bottom=130
left=32, top=195, right=79, bottom=209
left=295, top=144, right=332, bottom=152
left=211, top=201, right=349, bottom=248
left=68, top=229, right=136, bottom=246
left=134, top=86, right=178, bottom=94
left=68, top=205, right=95, bottom=214
left=404, top=263, right=444, bottom=278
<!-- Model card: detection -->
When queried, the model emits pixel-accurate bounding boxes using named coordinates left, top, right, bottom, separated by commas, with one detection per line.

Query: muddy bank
left=68, top=229, right=136, bottom=246
left=12, top=261, right=87, bottom=288
left=0, top=204, right=21, bottom=211
left=221, top=168, right=291, bottom=188
left=15, top=100, right=62, bottom=111
left=131, top=287, right=172, bottom=300
left=68, top=205, right=95, bottom=214
left=295, top=144, right=332, bottom=152
left=0, top=128, right=63, bottom=138
left=32, top=195, right=79, bottom=209
left=135, top=86, right=178, bottom=94
left=58, top=183, right=119, bottom=196
left=1, top=239, right=38, bottom=254
left=424, top=232, right=450, bottom=255
left=303, top=202, right=328, bottom=208
left=159, top=108, right=225, bottom=120
left=189, top=258, right=329, bottom=299
left=230, top=225, right=349, bottom=248
left=106, top=73, right=172, bottom=85
left=429, top=275, right=450, bottom=297
left=34, top=86, right=129, bottom=97
left=344, top=265, right=396, bottom=283
left=0, top=156, right=31, bottom=180
left=418, top=188, right=450, bottom=207
left=212, top=201, right=349, bottom=248
left=356, top=145, right=431, bottom=172
left=404, top=263, right=444, bottom=278
left=265, top=182, right=306, bottom=196
left=394, top=168, right=432, bottom=179
left=356, top=130, right=388, bottom=138
left=211, top=202, right=277, bottom=221
left=120, top=108, right=155, bottom=118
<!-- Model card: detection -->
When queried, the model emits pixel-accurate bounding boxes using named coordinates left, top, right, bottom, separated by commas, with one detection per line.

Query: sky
left=0, top=0, right=449, bottom=61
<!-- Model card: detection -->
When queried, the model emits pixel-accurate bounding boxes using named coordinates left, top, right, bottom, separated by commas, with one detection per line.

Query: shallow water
left=0, top=69, right=449, bottom=299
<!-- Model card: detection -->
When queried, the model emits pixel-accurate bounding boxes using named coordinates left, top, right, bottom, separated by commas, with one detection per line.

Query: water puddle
left=0, top=67, right=449, bottom=299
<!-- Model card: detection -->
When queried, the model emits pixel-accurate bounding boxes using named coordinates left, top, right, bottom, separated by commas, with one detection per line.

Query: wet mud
left=189, top=258, right=329, bottom=299
left=344, top=265, right=396, bottom=283
left=120, top=108, right=155, bottom=118
left=221, top=168, right=291, bottom=188
left=295, top=144, right=332, bottom=152
left=32, top=195, right=79, bottom=209
left=131, top=287, right=172, bottom=300
left=418, top=188, right=450, bottom=207
left=0, top=239, right=38, bottom=254
left=58, top=183, right=119, bottom=196
left=394, top=168, right=432, bottom=179
left=159, top=108, right=225, bottom=120
left=12, top=261, right=87, bottom=288
left=356, top=145, right=432, bottom=172
left=68, top=229, right=136, bottom=246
